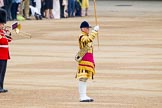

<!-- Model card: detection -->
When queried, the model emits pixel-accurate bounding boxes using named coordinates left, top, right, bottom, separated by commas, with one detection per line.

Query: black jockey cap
left=0, top=8, right=7, bottom=23
left=80, top=21, right=92, bottom=28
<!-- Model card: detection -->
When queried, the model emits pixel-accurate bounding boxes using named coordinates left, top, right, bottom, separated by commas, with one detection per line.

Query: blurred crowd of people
left=0, top=0, right=89, bottom=21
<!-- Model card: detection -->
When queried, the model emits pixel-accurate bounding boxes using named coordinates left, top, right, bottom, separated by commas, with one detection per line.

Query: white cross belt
left=0, top=45, right=9, bottom=48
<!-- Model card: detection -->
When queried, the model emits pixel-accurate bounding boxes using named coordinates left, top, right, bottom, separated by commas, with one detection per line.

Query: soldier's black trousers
left=0, top=60, right=7, bottom=89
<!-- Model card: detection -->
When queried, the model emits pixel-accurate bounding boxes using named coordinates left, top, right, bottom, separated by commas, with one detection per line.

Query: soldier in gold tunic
left=76, top=21, right=99, bottom=102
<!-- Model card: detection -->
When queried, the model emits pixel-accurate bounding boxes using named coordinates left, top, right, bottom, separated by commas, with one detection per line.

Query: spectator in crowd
left=44, top=0, right=54, bottom=19
left=1, top=0, right=85, bottom=21
left=59, top=0, right=64, bottom=18
left=34, top=0, right=41, bottom=15
left=63, top=0, right=68, bottom=18
left=53, top=0, right=60, bottom=19
left=75, top=0, right=82, bottom=17
left=24, top=0, right=31, bottom=19
left=16, top=1, right=25, bottom=21
left=19, top=0, right=31, bottom=20
left=60, top=0, right=68, bottom=18
left=29, top=0, right=42, bottom=20
left=11, top=0, right=21, bottom=20
left=40, top=0, right=45, bottom=18
left=68, top=0, right=75, bottom=17
left=82, top=0, right=89, bottom=16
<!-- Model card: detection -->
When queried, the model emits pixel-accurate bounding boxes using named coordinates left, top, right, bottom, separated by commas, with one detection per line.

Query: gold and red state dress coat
left=76, top=30, right=98, bottom=79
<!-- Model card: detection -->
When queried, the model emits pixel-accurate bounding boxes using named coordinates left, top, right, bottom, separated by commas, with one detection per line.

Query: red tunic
left=0, top=29, right=12, bottom=60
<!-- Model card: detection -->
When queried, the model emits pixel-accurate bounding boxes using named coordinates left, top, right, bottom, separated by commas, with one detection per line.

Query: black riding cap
left=80, top=21, right=92, bottom=28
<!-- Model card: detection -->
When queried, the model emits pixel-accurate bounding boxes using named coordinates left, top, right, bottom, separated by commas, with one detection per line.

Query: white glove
left=94, top=26, right=99, bottom=32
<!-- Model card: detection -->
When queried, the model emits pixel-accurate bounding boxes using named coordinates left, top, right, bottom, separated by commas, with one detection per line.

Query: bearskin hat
left=0, top=8, right=7, bottom=23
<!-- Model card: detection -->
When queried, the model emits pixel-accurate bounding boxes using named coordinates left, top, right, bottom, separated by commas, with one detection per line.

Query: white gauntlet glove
left=94, top=26, right=100, bottom=32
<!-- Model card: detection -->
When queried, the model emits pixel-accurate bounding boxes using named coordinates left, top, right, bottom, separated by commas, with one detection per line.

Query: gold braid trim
left=76, top=66, right=95, bottom=79
left=79, top=61, right=95, bottom=68
left=78, top=66, right=95, bottom=74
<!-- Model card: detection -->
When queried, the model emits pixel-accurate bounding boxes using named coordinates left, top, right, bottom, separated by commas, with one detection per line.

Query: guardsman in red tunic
left=0, top=8, right=12, bottom=93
